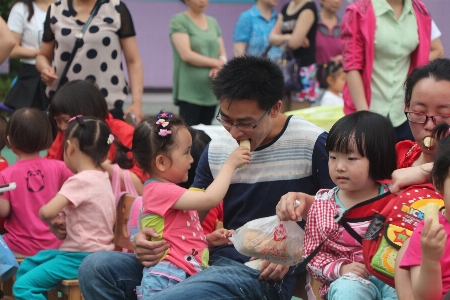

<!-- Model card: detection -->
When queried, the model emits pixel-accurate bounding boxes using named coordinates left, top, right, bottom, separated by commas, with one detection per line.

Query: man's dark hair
left=212, top=56, right=284, bottom=111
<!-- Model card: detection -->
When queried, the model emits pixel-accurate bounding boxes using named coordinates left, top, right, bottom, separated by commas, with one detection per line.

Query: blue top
left=192, top=116, right=335, bottom=300
left=233, top=5, right=282, bottom=61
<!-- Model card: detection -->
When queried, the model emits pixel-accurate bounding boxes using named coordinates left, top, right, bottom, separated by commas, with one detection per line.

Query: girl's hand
left=41, top=67, right=58, bottom=86
left=339, top=262, right=370, bottom=279
left=225, top=147, right=251, bottom=169
left=276, top=192, right=307, bottom=221
left=206, top=228, right=234, bottom=247
left=420, top=218, right=447, bottom=263
left=48, top=214, right=66, bottom=240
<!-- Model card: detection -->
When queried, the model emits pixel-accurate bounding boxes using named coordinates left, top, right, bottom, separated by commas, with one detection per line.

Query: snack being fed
left=423, top=136, right=435, bottom=148
left=238, top=139, right=251, bottom=168
left=424, top=203, right=440, bottom=227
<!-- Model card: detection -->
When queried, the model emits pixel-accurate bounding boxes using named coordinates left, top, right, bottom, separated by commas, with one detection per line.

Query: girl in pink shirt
left=0, top=108, right=72, bottom=257
left=13, top=116, right=116, bottom=299
left=400, top=123, right=450, bottom=299
left=115, top=111, right=251, bottom=299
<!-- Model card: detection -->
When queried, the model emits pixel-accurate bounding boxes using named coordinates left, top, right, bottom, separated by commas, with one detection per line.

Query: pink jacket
left=341, top=0, right=431, bottom=115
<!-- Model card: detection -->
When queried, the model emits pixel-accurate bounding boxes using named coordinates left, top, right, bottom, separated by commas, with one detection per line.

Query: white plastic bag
left=230, top=215, right=304, bottom=266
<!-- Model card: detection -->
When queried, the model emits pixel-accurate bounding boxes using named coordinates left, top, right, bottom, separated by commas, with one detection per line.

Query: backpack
left=337, top=183, right=443, bottom=287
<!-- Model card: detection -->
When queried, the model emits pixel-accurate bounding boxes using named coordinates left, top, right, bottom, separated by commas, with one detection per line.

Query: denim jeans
left=139, top=261, right=187, bottom=299
left=78, top=252, right=280, bottom=300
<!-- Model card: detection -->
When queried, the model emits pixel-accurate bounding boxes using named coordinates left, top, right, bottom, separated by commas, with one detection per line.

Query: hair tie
left=157, top=112, right=173, bottom=120
left=156, top=119, right=169, bottom=127
left=107, top=134, right=114, bottom=145
left=159, top=129, right=172, bottom=137
left=68, top=115, right=82, bottom=124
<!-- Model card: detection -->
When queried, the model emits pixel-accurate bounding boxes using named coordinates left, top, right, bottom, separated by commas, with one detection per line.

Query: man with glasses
left=78, top=55, right=334, bottom=300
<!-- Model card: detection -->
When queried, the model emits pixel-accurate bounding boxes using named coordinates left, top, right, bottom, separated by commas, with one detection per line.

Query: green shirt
left=371, top=0, right=418, bottom=127
left=170, top=13, right=222, bottom=106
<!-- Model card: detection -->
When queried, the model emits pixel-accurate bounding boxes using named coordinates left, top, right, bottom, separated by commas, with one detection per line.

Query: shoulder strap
left=57, top=0, right=106, bottom=89
left=261, top=45, right=272, bottom=58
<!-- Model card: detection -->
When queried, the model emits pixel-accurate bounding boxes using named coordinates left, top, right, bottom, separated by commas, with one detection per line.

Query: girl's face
left=163, top=127, right=194, bottom=184
left=328, top=143, right=372, bottom=192
left=408, top=78, right=450, bottom=158
left=54, top=114, right=71, bottom=133
left=328, top=69, right=346, bottom=94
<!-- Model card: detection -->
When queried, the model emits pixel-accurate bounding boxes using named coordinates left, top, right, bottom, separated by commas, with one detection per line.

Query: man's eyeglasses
left=216, top=108, right=271, bottom=132
left=404, top=110, right=450, bottom=125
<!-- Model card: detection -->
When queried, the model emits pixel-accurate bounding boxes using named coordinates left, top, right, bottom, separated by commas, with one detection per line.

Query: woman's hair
left=404, top=58, right=450, bottom=108
left=316, top=61, right=343, bottom=89
left=11, top=0, right=34, bottom=22
left=326, top=111, right=397, bottom=181
left=65, top=116, right=112, bottom=167
left=178, top=128, right=211, bottom=189
left=49, top=80, right=109, bottom=120
left=116, top=111, right=187, bottom=175
left=431, top=123, right=450, bottom=192
left=7, top=108, right=53, bottom=153
left=0, top=116, right=8, bottom=151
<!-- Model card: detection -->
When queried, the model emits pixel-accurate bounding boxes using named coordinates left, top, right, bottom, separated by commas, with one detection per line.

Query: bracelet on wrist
left=218, top=56, right=227, bottom=63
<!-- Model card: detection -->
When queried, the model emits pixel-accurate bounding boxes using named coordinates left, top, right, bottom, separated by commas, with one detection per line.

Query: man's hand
left=132, top=227, right=171, bottom=267
left=49, top=214, right=66, bottom=240
left=257, top=260, right=290, bottom=281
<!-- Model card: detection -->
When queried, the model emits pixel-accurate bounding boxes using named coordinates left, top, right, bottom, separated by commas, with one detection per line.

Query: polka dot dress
left=48, top=0, right=128, bottom=109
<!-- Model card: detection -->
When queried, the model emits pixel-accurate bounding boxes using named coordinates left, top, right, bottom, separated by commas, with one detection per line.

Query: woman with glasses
left=341, top=0, right=432, bottom=142
left=386, top=58, right=450, bottom=300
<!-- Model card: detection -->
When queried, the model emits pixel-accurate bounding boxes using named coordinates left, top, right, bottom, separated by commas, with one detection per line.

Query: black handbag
left=279, top=47, right=303, bottom=92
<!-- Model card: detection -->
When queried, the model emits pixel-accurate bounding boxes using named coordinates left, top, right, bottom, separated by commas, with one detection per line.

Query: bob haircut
left=212, top=55, right=284, bottom=111
left=7, top=108, right=53, bottom=153
left=326, top=111, right=397, bottom=181
left=404, top=58, right=450, bottom=108
left=431, top=123, right=450, bottom=193
left=49, top=80, right=109, bottom=120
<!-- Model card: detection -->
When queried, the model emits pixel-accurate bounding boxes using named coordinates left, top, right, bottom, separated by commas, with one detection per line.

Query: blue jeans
left=79, top=252, right=280, bottom=300
left=139, top=261, right=187, bottom=299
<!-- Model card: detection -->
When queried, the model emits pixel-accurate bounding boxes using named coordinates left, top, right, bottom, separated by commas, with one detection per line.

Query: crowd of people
left=0, top=0, right=448, bottom=299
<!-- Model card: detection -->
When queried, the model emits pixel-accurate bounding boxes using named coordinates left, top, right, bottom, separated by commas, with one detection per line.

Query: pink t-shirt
left=400, top=213, right=450, bottom=298
left=0, top=157, right=72, bottom=256
left=141, top=181, right=209, bottom=276
left=58, top=170, right=115, bottom=252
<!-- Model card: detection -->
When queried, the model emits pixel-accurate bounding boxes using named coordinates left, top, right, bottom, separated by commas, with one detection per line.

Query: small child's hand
left=339, top=262, right=370, bottom=279
left=225, top=147, right=251, bottom=169
left=206, top=228, right=235, bottom=247
left=420, top=218, right=447, bottom=263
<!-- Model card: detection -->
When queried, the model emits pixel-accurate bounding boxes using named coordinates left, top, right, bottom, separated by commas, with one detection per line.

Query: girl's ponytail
left=115, top=141, right=135, bottom=170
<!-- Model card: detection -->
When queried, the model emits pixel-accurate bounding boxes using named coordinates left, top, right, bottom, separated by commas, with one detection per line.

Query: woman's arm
left=120, top=36, right=144, bottom=123
left=233, top=42, right=247, bottom=57
left=0, top=17, right=15, bottom=65
left=346, top=70, right=369, bottom=111
left=429, top=38, right=445, bottom=61
left=286, top=8, right=315, bottom=50
left=9, top=32, right=39, bottom=59
left=36, top=40, right=57, bottom=86
left=39, top=194, right=69, bottom=224
left=0, top=198, right=11, bottom=218
left=269, top=14, right=292, bottom=46
left=171, top=32, right=224, bottom=68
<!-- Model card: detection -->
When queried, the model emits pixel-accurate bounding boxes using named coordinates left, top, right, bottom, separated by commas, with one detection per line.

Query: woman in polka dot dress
left=36, top=0, right=144, bottom=122
left=115, top=112, right=250, bottom=299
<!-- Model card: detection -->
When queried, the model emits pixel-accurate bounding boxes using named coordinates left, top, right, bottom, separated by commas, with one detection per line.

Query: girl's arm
left=0, top=198, right=11, bottom=218
left=410, top=219, right=446, bottom=300
left=171, top=32, right=224, bottom=69
left=39, top=194, right=70, bottom=224
left=171, top=147, right=250, bottom=211
left=36, top=40, right=57, bottom=86
left=120, top=36, right=144, bottom=123
left=9, top=32, right=39, bottom=59
left=269, top=15, right=292, bottom=46
left=395, top=239, right=415, bottom=300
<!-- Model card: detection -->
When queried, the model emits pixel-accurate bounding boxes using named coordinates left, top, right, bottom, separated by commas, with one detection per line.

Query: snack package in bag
left=230, top=216, right=304, bottom=266
left=0, top=236, right=19, bottom=282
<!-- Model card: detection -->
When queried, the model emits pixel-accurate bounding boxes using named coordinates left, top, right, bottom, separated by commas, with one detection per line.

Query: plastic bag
left=0, top=236, right=19, bottom=282
left=230, top=216, right=304, bottom=266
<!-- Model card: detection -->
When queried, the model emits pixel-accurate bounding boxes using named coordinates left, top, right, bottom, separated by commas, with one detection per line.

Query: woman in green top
left=170, top=0, right=227, bottom=126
